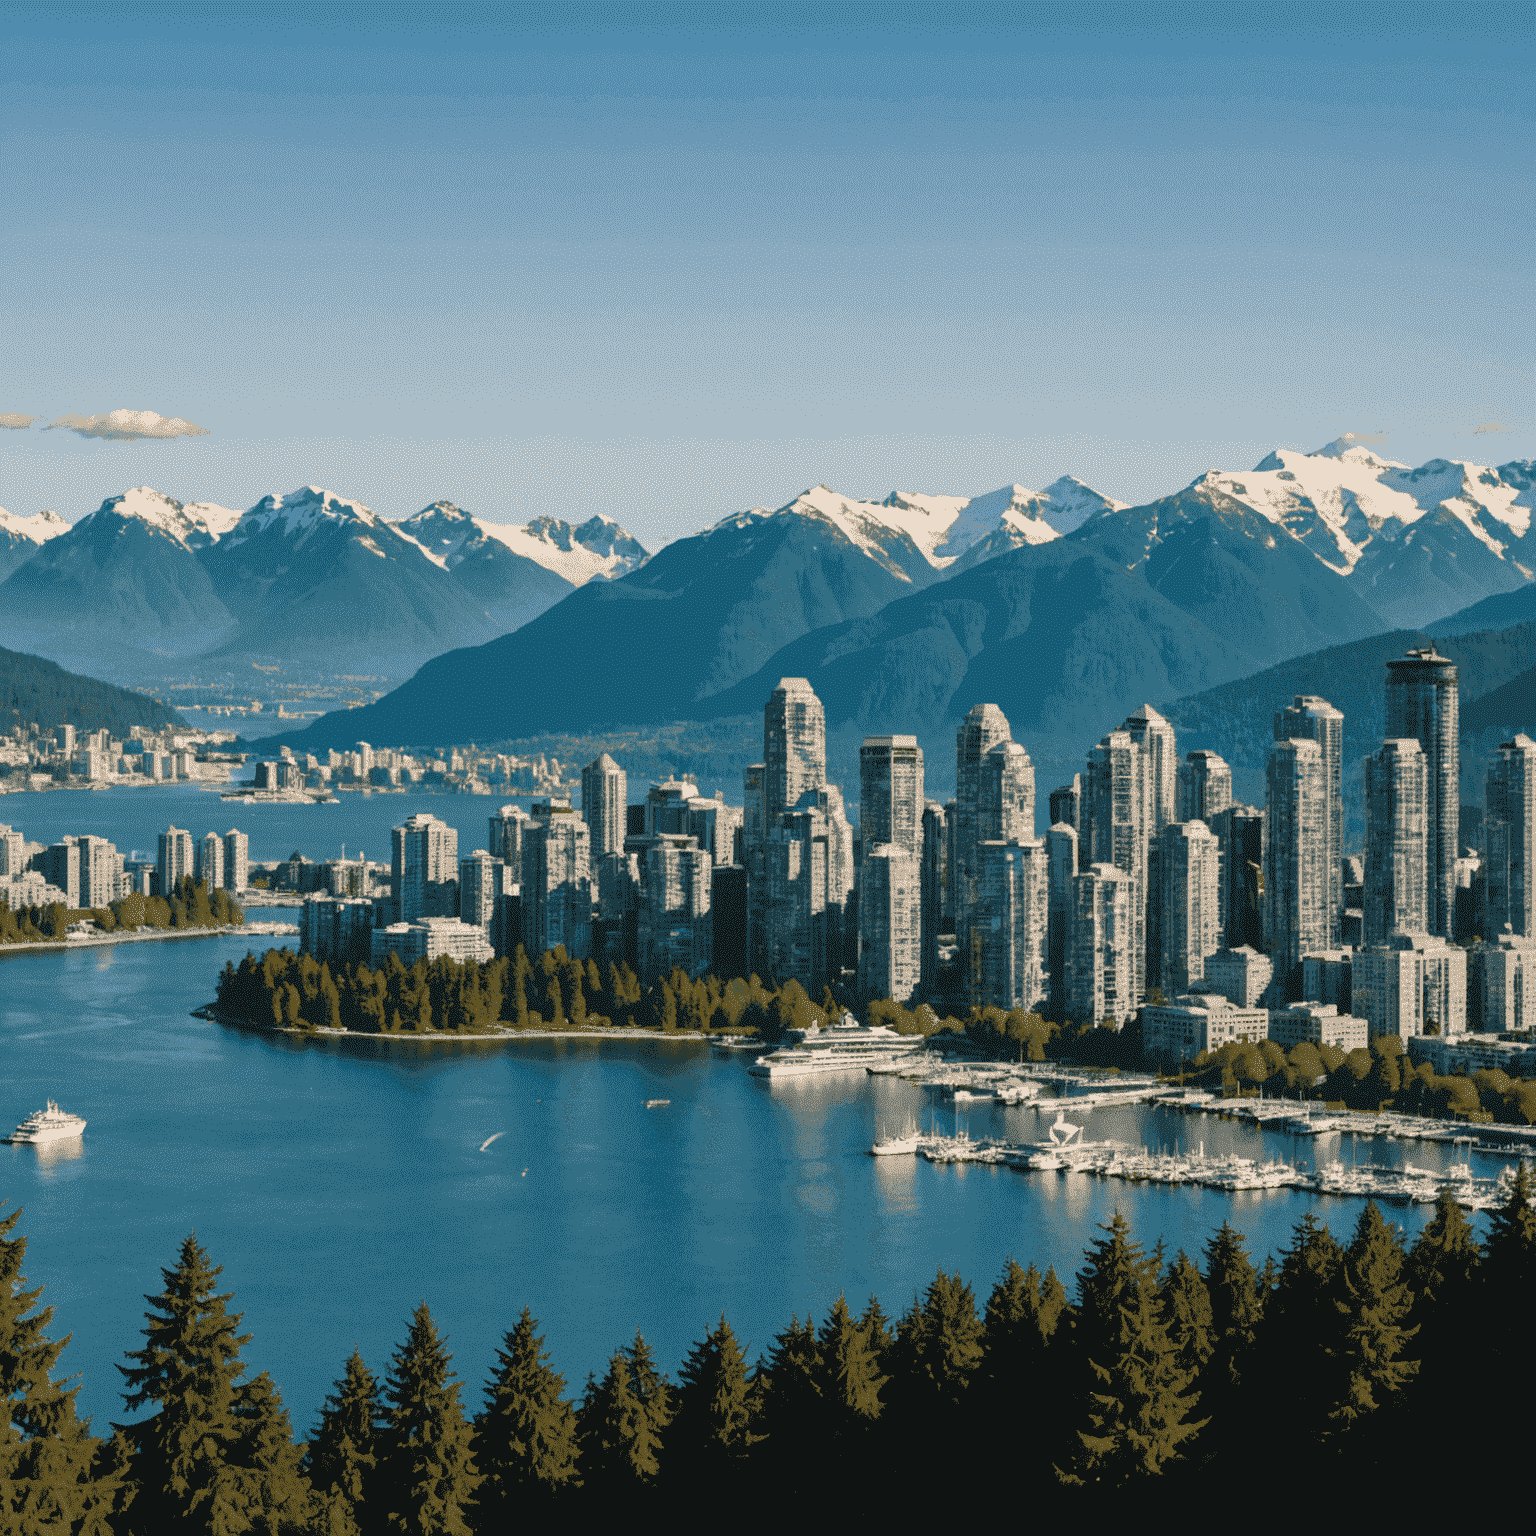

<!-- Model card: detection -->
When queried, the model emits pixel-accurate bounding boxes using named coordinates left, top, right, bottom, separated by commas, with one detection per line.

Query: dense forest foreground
left=213, top=944, right=1536, bottom=1126
left=3, top=1178, right=1533, bottom=1528
left=1, top=878, right=242, bottom=945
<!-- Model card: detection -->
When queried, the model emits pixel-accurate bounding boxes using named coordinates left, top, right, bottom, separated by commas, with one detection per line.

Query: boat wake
left=478, top=1132, right=504, bottom=1152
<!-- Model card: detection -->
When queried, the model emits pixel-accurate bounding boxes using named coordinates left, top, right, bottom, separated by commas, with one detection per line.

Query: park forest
left=2, top=1181, right=1533, bottom=1527
left=214, top=944, right=1536, bottom=1127
left=0, top=878, right=242, bottom=945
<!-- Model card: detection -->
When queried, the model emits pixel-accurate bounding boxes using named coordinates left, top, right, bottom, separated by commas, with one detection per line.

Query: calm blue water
left=0, top=784, right=541, bottom=866
left=0, top=915, right=1505, bottom=1436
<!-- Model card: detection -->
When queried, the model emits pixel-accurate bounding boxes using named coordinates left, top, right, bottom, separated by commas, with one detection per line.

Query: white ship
left=748, top=1014, right=927, bottom=1079
left=8, top=1101, right=87, bottom=1145
left=870, top=1116, right=922, bottom=1155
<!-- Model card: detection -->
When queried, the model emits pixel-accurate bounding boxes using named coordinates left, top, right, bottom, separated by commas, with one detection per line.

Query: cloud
left=43, top=408, right=210, bottom=441
left=1472, top=422, right=1506, bottom=436
left=0, top=413, right=38, bottom=430
left=1338, top=429, right=1391, bottom=447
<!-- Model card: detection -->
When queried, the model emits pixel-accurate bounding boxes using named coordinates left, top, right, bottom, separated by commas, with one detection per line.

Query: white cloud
left=0, top=413, right=38, bottom=430
left=43, top=408, right=210, bottom=441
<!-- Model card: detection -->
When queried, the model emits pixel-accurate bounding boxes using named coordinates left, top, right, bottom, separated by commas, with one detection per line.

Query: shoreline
left=197, top=1003, right=718, bottom=1044
left=0, top=921, right=295, bottom=959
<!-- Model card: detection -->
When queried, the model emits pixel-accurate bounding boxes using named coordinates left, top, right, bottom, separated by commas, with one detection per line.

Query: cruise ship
left=8, top=1101, right=87, bottom=1145
left=748, top=1014, right=927, bottom=1079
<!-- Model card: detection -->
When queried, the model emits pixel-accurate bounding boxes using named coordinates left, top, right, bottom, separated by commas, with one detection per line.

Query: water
left=0, top=783, right=543, bottom=866
left=0, top=921, right=1507, bottom=1435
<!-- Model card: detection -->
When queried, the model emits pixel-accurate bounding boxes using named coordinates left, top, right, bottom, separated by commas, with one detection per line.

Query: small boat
left=645, top=1098, right=671, bottom=1108
left=870, top=1117, right=922, bottom=1156
left=8, top=1101, right=87, bottom=1144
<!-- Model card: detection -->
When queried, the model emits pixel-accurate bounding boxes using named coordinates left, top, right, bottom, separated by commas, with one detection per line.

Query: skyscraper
left=974, top=839, right=1048, bottom=1013
left=1081, top=729, right=1150, bottom=1003
left=1265, top=738, right=1327, bottom=1000
left=764, top=678, right=826, bottom=825
left=859, top=736, right=924, bottom=856
left=1156, top=820, right=1221, bottom=995
left=581, top=753, right=627, bottom=859
left=1123, top=704, right=1177, bottom=833
left=1045, top=821, right=1078, bottom=1019
left=1385, top=648, right=1459, bottom=937
left=920, top=802, right=948, bottom=993
left=1048, top=774, right=1081, bottom=841
left=1364, top=738, right=1428, bottom=946
left=1066, top=862, right=1135, bottom=1029
left=77, top=835, right=120, bottom=910
left=520, top=804, right=592, bottom=959
left=222, top=829, right=249, bottom=894
left=488, top=804, right=532, bottom=868
left=458, top=849, right=511, bottom=929
left=953, top=704, right=1012, bottom=960
left=195, top=831, right=225, bottom=894
left=392, top=813, right=458, bottom=924
left=978, top=741, right=1035, bottom=844
left=1276, top=695, right=1344, bottom=944
left=638, top=834, right=713, bottom=980
left=157, top=826, right=194, bottom=900
left=857, top=844, right=921, bottom=1004
left=1176, top=750, right=1232, bottom=824
left=1484, top=733, right=1536, bottom=937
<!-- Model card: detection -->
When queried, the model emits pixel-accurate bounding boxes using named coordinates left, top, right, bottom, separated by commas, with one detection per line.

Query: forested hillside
left=0, top=644, right=181, bottom=738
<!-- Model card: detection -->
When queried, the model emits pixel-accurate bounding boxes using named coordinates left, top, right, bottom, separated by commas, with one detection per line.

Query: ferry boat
left=748, top=1014, right=927, bottom=1079
left=8, top=1101, right=87, bottom=1144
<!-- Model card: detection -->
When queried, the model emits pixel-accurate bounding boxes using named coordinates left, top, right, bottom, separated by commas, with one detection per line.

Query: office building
left=920, top=802, right=948, bottom=993
left=1385, top=648, right=1459, bottom=936
left=581, top=753, right=627, bottom=859
left=1265, top=738, right=1327, bottom=1001
left=157, top=826, right=194, bottom=900
left=222, top=829, right=249, bottom=894
left=953, top=704, right=1012, bottom=962
left=857, top=844, right=921, bottom=1005
left=196, top=832, right=225, bottom=894
left=764, top=679, right=826, bottom=826
left=1081, top=729, right=1149, bottom=1004
left=1484, top=734, right=1536, bottom=938
left=1467, top=928, right=1536, bottom=1034
left=1142, top=992, right=1269, bottom=1063
left=1276, top=696, right=1344, bottom=943
left=1176, top=751, right=1232, bottom=824
left=978, top=741, right=1034, bottom=845
left=1352, top=931, right=1466, bottom=1040
left=1156, top=820, right=1221, bottom=996
left=393, top=813, right=458, bottom=923
left=1123, top=704, right=1178, bottom=833
left=1268, top=1003, right=1368, bottom=1053
left=520, top=803, right=593, bottom=959
left=1065, top=862, right=1135, bottom=1029
left=973, top=839, right=1048, bottom=1014
left=1203, top=946, right=1274, bottom=1009
left=859, top=736, right=924, bottom=857
left=1363, top=739, right=1427, bottom=946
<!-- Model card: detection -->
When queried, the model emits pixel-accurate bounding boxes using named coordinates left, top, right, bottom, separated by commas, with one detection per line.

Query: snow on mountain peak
left=87, top=486, right=243, bottom=550
left=0, top=505, right=68, bottom=545
left=227, top=486, right=379, bottom=547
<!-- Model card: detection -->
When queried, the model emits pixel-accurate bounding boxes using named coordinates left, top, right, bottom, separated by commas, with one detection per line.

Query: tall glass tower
left=1385, top=649, right=1458, bottom=937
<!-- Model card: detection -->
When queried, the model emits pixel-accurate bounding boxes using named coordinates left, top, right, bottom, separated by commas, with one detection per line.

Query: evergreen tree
left=474, top=1309, right=578, bottom=1518
left=756, top=1316, right=820, bottom=1465
left=813, top=1295, right=885, bottom=1447
left=1481, top=1162, right=1536, bottom=1313
left=1406, top=1190, right=1480, bottom=1313
left=887, top=1270, right=983, bottom=1457
left=117, top=1233, right=252, bottom=1534
left=307, top=1350, right=379, bottom=1536
left=376, top=1305, right=478, bottom=1536
left=667, top=1316, right=759, bottom=1498
left=578, top=1343, right=665, bottom=1506
left=1159, top=1251, right=1213, bottom=1380
left=1069, top=1213, right=1203, bottom=1487
left=229, top=1370, right=310, bottom=1533
left=1198, top=1222, right=1263, bottom=1457
left=1326, top=1203, right=1418, bottom=1439
left=0, top=1204, right=118, bottom=1535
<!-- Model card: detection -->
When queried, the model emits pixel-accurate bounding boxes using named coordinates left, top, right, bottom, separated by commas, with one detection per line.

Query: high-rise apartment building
left=1276, top=695, right=1344, bottom=944
left=1156, top=820, right=1221, bottom=996
left=1066, top=862, right=1135, bottom=1029
left=953, top=704, right=1012, bottom=961
left=520, top=804, right=592, bottom=959
left=1123, top=704, right=1178, bottom=833
left=1265, top=738, right=1327, bottom=1001
left=196, top=832, right=225, bottom=894
left=581, top=753, right=627, bottom=859
left=458, top=849, right=512, bottom=929
left=1484, top=733, right=1536, bottom=938
left=974, top=839, right=1048, bottom=1014
left=1207, top=804, right=1264, bottom=949
left=40, top=840, right=81, bottom=909
left=1048, top=774, right=1081, bottom=841
left=1363, top=739, right=1427, bottom=945
left=978, top=741, right=1034, bottom=844
left=919, top=802, right=948, bottom=993
left=1352, top=930, right=1466, bottom=1039
left=1468, top=929, right=1536, bottom=1033
left=638, top=834, right=713, bottom=980
left=1081, top=729, right=1150, bottom=1004
left=859, top=736, right=924, bottom=856
left=1385, top=648, right=1459, bottom=936
left=1176, top=750, right=1232, bottom=824
left=743, top=764, right=766, bottom=855
left=76, top=835, right=120, bottom=909
left=857, top=844, right=921, bottom=1005
left=1045, top=821, right=1078, bottom=1019
left=764, top=679, right=826, bottom=826
left=392, top=813, right=459, bottom=924
left=157, top=826, right=194, bottom=900
left=222, top=829, right=249, bottom=894
left=488, top=804, right=532, bottom=868
left=645, top=779, right=697, bottom=836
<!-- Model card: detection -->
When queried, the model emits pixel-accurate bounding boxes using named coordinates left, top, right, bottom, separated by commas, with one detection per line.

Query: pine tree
left=1069, top=1213, right=1203, bottom=1486
left=1326, top=1203, right=1418, bottom=1438
left=668, top=1316, right=758, bottom=1499
left=307, top=1350, right=379, bottom=1536
left=1159, top=1251, right=1213, bottom=1380
left=1198, top=1222, right=1263, bottom=1456
left=0, top=1204, right=118, bottom=1535
left=756, top=1315, right=820, bottom=1474
left=1406, top=1190, right=1480, bottom=1312
left=814, top=1295, right=885, bottom=1446
left=117, top=1232, right=252, bottom=1533
left=229, top=1369, right=310, bottom=1533
left=887, top=1270, right=983, bottom=1455
left=578, top=1341, right=666, bottom=1506
left=1481, top=1162, right=1536, bottom=1311
left=474, top=1309, right=578, bottom=1518
left=376, top=1304, right=478, bottom=1536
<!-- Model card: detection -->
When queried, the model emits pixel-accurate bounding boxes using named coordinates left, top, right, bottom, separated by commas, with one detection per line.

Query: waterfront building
left=488, top=804, right=533, bottom=868
left=196, top=832, right=225, bottom=894
left=0, top=825, right=25, bottom=877
left=38, top=840, right=81, bottom=909
left=76, top=835, right=120, bottom=909
left=1267, top=1002, right=1368, bottom=1053
left=520, top=803, right=593, bottom=960
left=920, top=802, right=948, bottom=993
left=157, top=826, right=194, bottom=900
left=1276, top=696, right=1344, bottom=943
left=1467, top=927, right=1536, bottom=1034
left=1048, top=774, right=1081, bottom=841
left=370, top=916, right=494, bottom=968
left=1124, top=704, right=1178, bottom=833
left=973, top=839, right=1048, bottom=1014
left=953, top=704, right=1012, bottom=969
left=637, top=834, right=713, bottom=979
left=1081, top=728, right=1149, bottom=1004
left=301, top=895, right=376, bottom=964
left=1302, top=949, right=1354, bottom=1011
left=1385, top=647, right=1459, bottom=936
left=222, top=829, right=249, bottom=895
left=1265, top=738, right=1327, bottom=1001
left=978, top=741, right=1034, bottom=844
left=857, top=844, right=921, bottom=1005
left=1141, top=993, right=1269, bottom=1064
left=1351, top=931, right=1466, bottom=1040
left=859, top=736, right=924, bottom=857
left=764, top=679, right=826, bottom=825
left=1408, top=1032, right=1536, bottom=1079
left=581, top=753, right=627, bottom=859
left=393, top=813, right=459, bottom=923
left=1484, top=734, right=1536, bottom=937
left=763, top=786, right=855, bottom=993
left=1176, top=750, right=1232, bottom=824
left=1203, top=945, right=1275, bottom=1009
left=1363, top=739, right=1427, bottom=946
left=490, top=890, right=524, bottom=962
left=1156, top=820, right=1221, bottom=996
left=1065, top=862, right=1135, bottom=1029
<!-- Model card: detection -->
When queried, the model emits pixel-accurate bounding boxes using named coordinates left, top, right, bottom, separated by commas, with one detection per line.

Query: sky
left=2, top=1, right=1531, bottom=549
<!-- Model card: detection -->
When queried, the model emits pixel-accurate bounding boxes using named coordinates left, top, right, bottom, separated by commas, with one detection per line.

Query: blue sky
left=3, top=2, right=1530, bottom=546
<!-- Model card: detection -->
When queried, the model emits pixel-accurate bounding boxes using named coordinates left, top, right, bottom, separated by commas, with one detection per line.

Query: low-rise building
left=370, top=916, right=495, bottom=968
left=1141, top=992, right=1269, bottom=1064
left=1202, top=946, right=1273, bottom=1008
left=1267, top=1002, right=1368, bottom=1053
left=1407, top=1032, right=1536, bottom=1079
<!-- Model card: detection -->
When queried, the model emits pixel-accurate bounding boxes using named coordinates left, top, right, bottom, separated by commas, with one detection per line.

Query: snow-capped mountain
left=78, top=487, right=243, bottom=550
left=0, top=505, right=68, bottom=582
left=397, top=503, right=649, bottom=586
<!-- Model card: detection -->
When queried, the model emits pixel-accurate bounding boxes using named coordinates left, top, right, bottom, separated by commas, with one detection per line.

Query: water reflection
left=26, top=1139, right=83, bottom=1176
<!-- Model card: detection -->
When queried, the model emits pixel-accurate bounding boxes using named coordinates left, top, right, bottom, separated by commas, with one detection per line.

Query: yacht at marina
left=7, top=1101, right=87, bottom=1144
left=748, top=1014, right=927, bottom=1079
